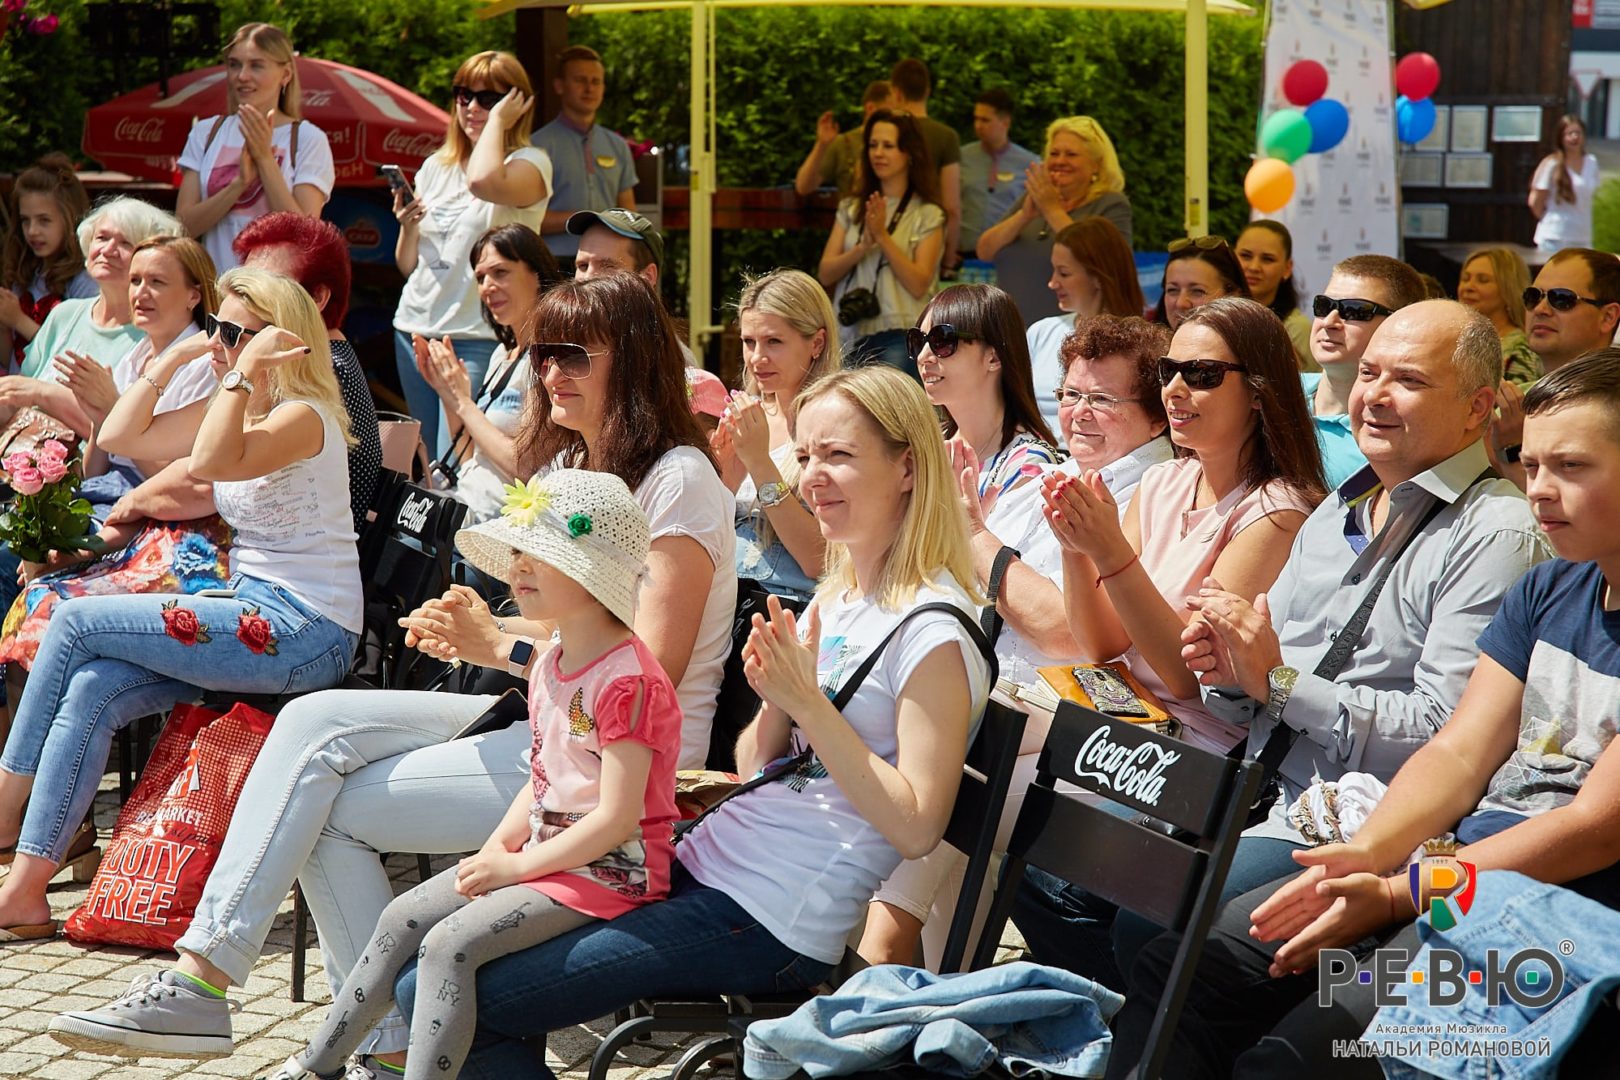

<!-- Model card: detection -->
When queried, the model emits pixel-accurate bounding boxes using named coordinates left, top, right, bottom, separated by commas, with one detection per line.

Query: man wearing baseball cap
left=567, top=208, right=695, bottom=364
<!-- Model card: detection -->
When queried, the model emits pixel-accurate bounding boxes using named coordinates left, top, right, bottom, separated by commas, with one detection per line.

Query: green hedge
left=3, top=2, right=1262, bottom=317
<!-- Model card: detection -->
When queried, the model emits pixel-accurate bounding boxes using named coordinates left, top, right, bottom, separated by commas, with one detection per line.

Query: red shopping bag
left=65, top=701, right=276, bottom=950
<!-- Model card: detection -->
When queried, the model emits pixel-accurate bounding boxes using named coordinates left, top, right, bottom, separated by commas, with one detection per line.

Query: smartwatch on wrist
left=506, top=637, right=537, bottom=677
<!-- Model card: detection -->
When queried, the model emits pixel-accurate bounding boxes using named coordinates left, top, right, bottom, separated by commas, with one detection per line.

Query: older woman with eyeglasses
left=393, top=50, right=553, bottom=457
left=1043, top=297, right=1324, bottom=753
left=976, top=116, right=1130, bottom=326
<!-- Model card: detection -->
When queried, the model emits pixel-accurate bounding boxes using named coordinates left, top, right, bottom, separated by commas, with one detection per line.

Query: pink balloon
left=1395, top=52, right=1441, bottom=101
left=1282, top=60, right=1329, bottom=107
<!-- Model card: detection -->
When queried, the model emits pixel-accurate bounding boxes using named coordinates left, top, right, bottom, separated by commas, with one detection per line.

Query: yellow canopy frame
left=484, top=0, right=1257, bottom=349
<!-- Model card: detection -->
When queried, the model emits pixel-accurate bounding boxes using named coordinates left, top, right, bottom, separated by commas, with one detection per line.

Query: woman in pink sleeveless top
left=1043, top=297, right=1326, bottom=751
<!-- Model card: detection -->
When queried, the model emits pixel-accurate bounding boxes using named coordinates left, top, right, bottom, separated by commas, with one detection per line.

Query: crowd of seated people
left=6, top=25, right=1620, bottom=1080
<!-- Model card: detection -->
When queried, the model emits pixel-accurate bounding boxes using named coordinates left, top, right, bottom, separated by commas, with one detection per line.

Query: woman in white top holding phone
left=392, top=50, right=553, bottom=457
left=176, top=23, right=334, bottom=274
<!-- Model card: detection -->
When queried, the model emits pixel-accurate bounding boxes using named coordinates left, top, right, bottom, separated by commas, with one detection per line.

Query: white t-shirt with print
left=177, top=116, right=336, bottom=274
left=676, top=574, right=993, bottom=964
left=542, top=444, right=736, bottom=770
left=105, top=325, right=216, bottom=477
left=394, top=147, right=554, bottom=340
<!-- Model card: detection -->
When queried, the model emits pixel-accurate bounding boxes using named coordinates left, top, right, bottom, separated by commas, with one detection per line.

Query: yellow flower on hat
left=500, top=477, right=551, bottom=526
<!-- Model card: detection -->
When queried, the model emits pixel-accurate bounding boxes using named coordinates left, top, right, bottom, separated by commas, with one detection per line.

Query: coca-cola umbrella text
left=83, top=56, right=449, bottom=187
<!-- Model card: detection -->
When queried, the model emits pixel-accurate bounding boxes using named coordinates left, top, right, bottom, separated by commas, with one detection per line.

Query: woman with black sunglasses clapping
left=393, top=51, right=552, bottom=458
left=1043, top=298, right=1324, bottom=752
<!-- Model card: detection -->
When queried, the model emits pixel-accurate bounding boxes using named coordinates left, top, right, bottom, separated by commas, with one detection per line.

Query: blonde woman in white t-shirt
left=176, top=23, right=335, bottom=274
left=394, top=50, right=553, bottom=457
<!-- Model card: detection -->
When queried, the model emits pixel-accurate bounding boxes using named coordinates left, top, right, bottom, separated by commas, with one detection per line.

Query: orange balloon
left=1245, top=158, right=1295, bottom=213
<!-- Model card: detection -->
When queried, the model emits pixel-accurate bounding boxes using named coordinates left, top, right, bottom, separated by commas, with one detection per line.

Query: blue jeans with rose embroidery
left=0, top=574, right=357, bottom=863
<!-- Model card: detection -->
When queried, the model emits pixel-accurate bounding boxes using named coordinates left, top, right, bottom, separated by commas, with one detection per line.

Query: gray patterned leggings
left=298, top=864, right=595, bottom=1079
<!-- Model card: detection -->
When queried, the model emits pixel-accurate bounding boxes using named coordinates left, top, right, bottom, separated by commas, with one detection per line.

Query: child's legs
left=404, top=886, right=594, bottom=1080
left=301, top=866, right=470, bottom=1074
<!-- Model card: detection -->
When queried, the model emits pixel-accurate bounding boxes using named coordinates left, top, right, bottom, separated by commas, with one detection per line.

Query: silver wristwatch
left=757, top=481, right=792, bottom=509
left=1265, top=665, right=1300, bottom=722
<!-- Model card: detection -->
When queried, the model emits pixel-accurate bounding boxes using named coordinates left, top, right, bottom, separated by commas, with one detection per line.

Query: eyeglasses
left=1157, top=357, right=1248, bottom=389
left=528, top=342, right=601, bottom=380
left=905, top=324, right=979, bottom=363
left=1523, top=287, right=1608, bottom=312
left=453, top=85, right=506, bottom=110
left=205, top=313, right=259, bottom=350
left=1168, top=235, right=1230, bottom=255
left=1312, top=295, right=1396, bottom=322
left=1053, top=388, right=1139, bottom=413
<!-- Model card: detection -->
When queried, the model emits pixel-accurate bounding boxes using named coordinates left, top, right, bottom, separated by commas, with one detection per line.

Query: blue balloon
left=1396, top=95, right=1436, bottom=144
left=1305, top=98, right=1350, bottom=154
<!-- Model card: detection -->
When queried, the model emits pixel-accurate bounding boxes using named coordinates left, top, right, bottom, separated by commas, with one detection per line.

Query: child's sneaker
left=48, top=969, right=237, bottom=1058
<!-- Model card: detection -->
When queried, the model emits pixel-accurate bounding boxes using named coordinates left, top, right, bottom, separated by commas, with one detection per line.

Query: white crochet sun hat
left=455, top=469, right=651, bottom=626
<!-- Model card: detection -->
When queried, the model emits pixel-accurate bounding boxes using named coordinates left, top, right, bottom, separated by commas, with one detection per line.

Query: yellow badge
left=595, top=155, right=618, bottom=169
left=996, top=171, right=1016, bottom=183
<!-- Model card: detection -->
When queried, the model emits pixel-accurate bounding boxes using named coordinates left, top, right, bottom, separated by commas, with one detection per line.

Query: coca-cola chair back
left=359, top=473, right=469, bottom=690
left=969, top=701, right=1262, bottom=1080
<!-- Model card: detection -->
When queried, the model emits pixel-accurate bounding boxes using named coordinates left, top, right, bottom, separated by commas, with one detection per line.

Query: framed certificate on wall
left=1492, top=106, right=1543, bottom=143
left=1450, top=106, right=1488, bottom=152
left=1402, top=204, right=1449, bottom=240
left=1445, top=153, right=1494, bottom=189
left=1400, top=153, right=1444, bottom=187
left=1415, top=105, right=1450, bottom=153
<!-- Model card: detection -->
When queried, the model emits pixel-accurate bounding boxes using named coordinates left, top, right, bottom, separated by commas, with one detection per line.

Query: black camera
left=837, top=287, right=882, bottom=327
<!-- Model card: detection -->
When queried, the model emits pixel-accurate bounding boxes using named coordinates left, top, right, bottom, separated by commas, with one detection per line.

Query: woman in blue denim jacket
left=0, top=267, right=360, bottom=940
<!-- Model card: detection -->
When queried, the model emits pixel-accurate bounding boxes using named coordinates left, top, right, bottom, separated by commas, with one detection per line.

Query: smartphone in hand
left=379, top=163, right=415, bottom=203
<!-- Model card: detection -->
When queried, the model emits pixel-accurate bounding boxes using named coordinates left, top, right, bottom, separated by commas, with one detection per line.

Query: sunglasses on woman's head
left=1312, top=295, right=1396, bottom=322
left=905, top=324, right=979, bottom=363
left=1157, top=357, right=1247, bottom=390
left=528, top=342, right=597, bottom=380
left=453, top=85, right=506, bottom=110
left=205, top=313, right=259, bottom=350
left=1167, top=235, right=1230, bottom=255
left=1523, top=286, right=1608, bottom=313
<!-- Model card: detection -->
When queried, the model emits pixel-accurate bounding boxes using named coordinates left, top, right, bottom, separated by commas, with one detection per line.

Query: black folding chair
left=961, top=701, right=1264, bottom=1080
left=585, top=698, right=1029, bottom=1080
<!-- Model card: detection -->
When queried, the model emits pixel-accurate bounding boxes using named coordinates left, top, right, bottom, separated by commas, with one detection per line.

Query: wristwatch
left=1502, top=443, right=1523, bottom=464
left=220, top=370, right=255, bottom=396
left=758, top=481, right=792, bottom=509
left=1265, top=665, right=1300, bottom=722
left=506, top=637, right=537, bottom=677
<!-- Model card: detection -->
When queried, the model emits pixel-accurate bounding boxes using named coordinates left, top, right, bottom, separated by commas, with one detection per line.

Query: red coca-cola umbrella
left=82, top=56, right=450, bottom=187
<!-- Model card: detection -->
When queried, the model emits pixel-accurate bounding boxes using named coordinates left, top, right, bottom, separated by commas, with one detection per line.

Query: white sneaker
left=48, top=969, right=238, bottom=1058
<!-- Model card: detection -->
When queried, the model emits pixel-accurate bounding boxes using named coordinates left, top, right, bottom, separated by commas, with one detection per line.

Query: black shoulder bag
left=678, top=601, right=998, bottom=840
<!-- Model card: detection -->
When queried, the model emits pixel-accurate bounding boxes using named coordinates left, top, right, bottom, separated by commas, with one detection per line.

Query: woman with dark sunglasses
left=393, top=50, right=552, bottom=459
left=1153, top=234, right=1250, bottom=332
left=415, top=223, right=564, bottom=523
left=175, top=23, right=333, bottom=274
left=0, top=267, right=359, bottom=947
left=45, top=272, right=736, bottom=1073
left=1043, top=297, right=1324, bottom=752
left=910, top=284, right=1057, bottom=505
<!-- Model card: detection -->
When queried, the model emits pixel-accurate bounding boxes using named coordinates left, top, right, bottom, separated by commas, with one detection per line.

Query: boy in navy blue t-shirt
left=1106, top=350, right=1620, bottom=1079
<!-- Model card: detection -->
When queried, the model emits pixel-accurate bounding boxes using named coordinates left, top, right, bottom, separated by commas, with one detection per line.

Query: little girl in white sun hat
left=266, top=468, right=682, bottom=1080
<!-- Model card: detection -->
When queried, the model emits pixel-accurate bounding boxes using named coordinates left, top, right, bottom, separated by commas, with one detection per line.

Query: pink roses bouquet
left=0, top=440, right=97, bottom=563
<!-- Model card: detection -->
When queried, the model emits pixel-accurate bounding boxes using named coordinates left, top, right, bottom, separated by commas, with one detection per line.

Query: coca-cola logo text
left=1072, top=725, right=1180, bottom=807
left=344, top=223, right=381, bottom=248
left=382, top=129, right=440, bottom=159
left=115, top=118, right=166, bottom=144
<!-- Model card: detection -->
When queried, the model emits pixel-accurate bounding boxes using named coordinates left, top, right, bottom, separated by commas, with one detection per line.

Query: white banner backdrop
left=1260, top=0, right=1399, bottom=297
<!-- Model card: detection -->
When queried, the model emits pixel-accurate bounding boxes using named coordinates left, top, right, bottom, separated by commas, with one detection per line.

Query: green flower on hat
left=567, top=512, right=593, bottom=538
left=501, top=477, right=551, bottom=526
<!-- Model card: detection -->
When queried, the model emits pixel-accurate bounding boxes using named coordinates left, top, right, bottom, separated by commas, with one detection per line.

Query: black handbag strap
left=1249, top=468, right=1495, bottom=777
left=678, top=600, right=997, bottom=839
left=433, top=350, right=527, bottom=485
left=981, top=545, right=1021, bottom=644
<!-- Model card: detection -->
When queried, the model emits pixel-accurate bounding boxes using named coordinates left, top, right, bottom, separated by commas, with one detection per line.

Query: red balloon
left=1395, top=52, right=1441, bottom=101
left=1282, top=60, right=1329, bottom=107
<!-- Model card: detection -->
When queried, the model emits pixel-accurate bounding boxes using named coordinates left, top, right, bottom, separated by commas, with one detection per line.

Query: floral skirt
left=0, top=516, right=233, bottom=668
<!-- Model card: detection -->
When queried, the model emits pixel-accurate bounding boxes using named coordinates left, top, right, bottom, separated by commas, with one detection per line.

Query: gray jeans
left=300, top=866, right=593, bottom=1080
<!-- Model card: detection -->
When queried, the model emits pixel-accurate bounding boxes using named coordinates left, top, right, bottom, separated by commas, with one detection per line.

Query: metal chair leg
left=291, top=884, right=308, bottom=1003
left=587, top=1015, right=668, bottom=1080
left=416, top=853, right=433, bottom=881
left=671, top=1033, right=735, bottom=1079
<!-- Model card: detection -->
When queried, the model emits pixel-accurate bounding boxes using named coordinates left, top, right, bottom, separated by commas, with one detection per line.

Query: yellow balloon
left=1245, top=158, right=1296, bottom=214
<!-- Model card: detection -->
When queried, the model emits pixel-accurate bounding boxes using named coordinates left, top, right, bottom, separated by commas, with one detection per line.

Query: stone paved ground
left=0, top=777, right=1028, bottom=1079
